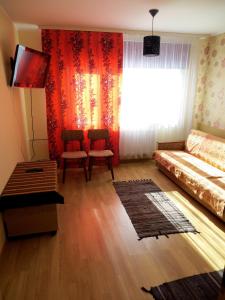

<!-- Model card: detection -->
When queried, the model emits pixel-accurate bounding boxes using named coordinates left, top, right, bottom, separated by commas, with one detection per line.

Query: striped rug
left=142, top=270, right=224, bottom=300
left=113, top=179, right=198, bottom=239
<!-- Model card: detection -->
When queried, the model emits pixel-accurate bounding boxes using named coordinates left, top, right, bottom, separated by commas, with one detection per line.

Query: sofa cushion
left=185, top=129, right=207, bottom=157
left=198, top=133, right=225, bottom=172
left=186, top=130, right=225, bottom=172
left=154, top=150, right=225, bottom=218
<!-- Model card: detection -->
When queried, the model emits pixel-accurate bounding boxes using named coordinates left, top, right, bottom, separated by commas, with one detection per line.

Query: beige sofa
left=154, top=130, right=225, bottom=222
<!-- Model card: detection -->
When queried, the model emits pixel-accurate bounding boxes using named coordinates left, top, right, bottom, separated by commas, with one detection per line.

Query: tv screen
left=10, top=45, right=50, bottom=88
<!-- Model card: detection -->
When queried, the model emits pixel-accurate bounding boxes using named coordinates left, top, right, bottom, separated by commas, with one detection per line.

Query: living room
left=0, top=0, right=225, bottom=299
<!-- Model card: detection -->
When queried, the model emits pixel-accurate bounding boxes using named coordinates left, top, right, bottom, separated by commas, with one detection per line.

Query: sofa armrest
left=157, top=141, right=185, bottom=151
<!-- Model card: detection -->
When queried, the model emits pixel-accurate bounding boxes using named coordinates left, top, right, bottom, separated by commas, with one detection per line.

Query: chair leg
left=88, top=157, right=93, bottom=181
left=107, top=157, right=111, bottom=170
left=109, top=157, right=114, bottom=180
left=62, top=159, right=66, bottom=183
left=82, top=158, right=88, bottom=182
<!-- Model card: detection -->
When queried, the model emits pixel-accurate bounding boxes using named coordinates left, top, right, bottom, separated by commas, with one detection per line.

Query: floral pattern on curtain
left=42, top=29, right=123, bottom=164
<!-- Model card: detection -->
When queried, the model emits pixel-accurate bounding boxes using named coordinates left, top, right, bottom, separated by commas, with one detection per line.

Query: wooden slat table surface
left=0, top=160, right=64, bottom=209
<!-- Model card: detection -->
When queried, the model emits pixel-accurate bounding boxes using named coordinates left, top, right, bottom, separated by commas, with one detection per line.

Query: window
left=120, top=35, right=199, bottom=159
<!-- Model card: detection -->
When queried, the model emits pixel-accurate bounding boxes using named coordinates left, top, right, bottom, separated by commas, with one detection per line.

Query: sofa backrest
left=186, top=129, right=225, bottom=172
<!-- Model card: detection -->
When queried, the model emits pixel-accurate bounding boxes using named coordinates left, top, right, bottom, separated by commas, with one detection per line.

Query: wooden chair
left=88, top=129, right=114, bottom=181
left=61, top=130, right=88, bottom=182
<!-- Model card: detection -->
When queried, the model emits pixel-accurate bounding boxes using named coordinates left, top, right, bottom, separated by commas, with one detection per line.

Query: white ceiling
left=1, top=0, right=225, bottom=35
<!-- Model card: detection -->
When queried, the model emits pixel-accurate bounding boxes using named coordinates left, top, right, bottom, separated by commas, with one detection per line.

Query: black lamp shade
left=143, top=35, right=160, bottom=56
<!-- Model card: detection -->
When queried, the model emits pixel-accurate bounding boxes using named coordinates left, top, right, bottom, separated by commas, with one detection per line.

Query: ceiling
left=1, top=0, right=225, bottom=35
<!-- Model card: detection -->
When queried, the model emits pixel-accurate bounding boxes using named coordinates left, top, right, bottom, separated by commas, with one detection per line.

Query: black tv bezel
left=10, top=44, right=50, bottom=88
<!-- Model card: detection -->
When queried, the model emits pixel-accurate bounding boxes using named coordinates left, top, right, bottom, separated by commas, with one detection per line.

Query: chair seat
left=88, top=150, right=114, bottom=157
left=61, top=151, right=87, bottom=159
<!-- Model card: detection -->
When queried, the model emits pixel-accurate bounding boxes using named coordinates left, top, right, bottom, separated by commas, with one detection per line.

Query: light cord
left=152, top=16, right=154, bottom=35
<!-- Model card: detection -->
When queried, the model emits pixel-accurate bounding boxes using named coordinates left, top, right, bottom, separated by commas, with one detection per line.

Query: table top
left=2, top=160, right=57, bottom=196
left=0, top=160, right=64, bottom=210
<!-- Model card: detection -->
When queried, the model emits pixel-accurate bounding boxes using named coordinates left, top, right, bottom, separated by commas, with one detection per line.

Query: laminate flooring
left=0, top=160, right=224, bottom=300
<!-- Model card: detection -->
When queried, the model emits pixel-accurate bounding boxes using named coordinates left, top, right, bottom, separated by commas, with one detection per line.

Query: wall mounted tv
left=10, top=45, right=50, bottom=88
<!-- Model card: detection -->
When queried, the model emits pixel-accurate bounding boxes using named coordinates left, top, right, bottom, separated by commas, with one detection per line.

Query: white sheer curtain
left=120, top=34, right=200, bottom=159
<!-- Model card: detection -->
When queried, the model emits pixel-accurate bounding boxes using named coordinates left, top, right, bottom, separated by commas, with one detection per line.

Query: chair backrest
left=88, top=129, right=110, bottom=150
left=61, top=130, right=84, bottom=151
left=61, top=130, right=84, bottom=141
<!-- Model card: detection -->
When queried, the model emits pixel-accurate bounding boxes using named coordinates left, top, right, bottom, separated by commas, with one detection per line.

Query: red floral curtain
left=42, top=29, right=123, bottom=164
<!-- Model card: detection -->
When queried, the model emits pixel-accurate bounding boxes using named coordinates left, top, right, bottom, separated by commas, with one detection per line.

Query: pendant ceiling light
left=143, top=9, right=160, bottom=57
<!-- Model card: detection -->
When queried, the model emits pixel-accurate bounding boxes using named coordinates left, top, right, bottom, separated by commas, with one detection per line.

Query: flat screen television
left=10, top=45, right=50, bottom=88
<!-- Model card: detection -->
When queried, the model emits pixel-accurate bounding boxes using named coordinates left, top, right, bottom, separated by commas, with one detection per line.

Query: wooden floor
left=0, top=160, right=224, bottom=300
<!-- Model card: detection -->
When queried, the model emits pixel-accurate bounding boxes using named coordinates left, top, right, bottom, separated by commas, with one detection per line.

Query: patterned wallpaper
left=193, top=33, right=225, bottom=130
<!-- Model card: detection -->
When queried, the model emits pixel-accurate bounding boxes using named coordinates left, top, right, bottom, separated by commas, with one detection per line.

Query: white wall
left=0, top=6, right=29, bottom=252
left=17, top=26, right=49, bottom=161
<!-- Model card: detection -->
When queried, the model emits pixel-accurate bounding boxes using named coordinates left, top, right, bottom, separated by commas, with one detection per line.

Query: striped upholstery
left=154, top=150, right=225, bottom=219
left=186, top=130, right=225, bottom=172
left=0, top=160, right=64, bottom=209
